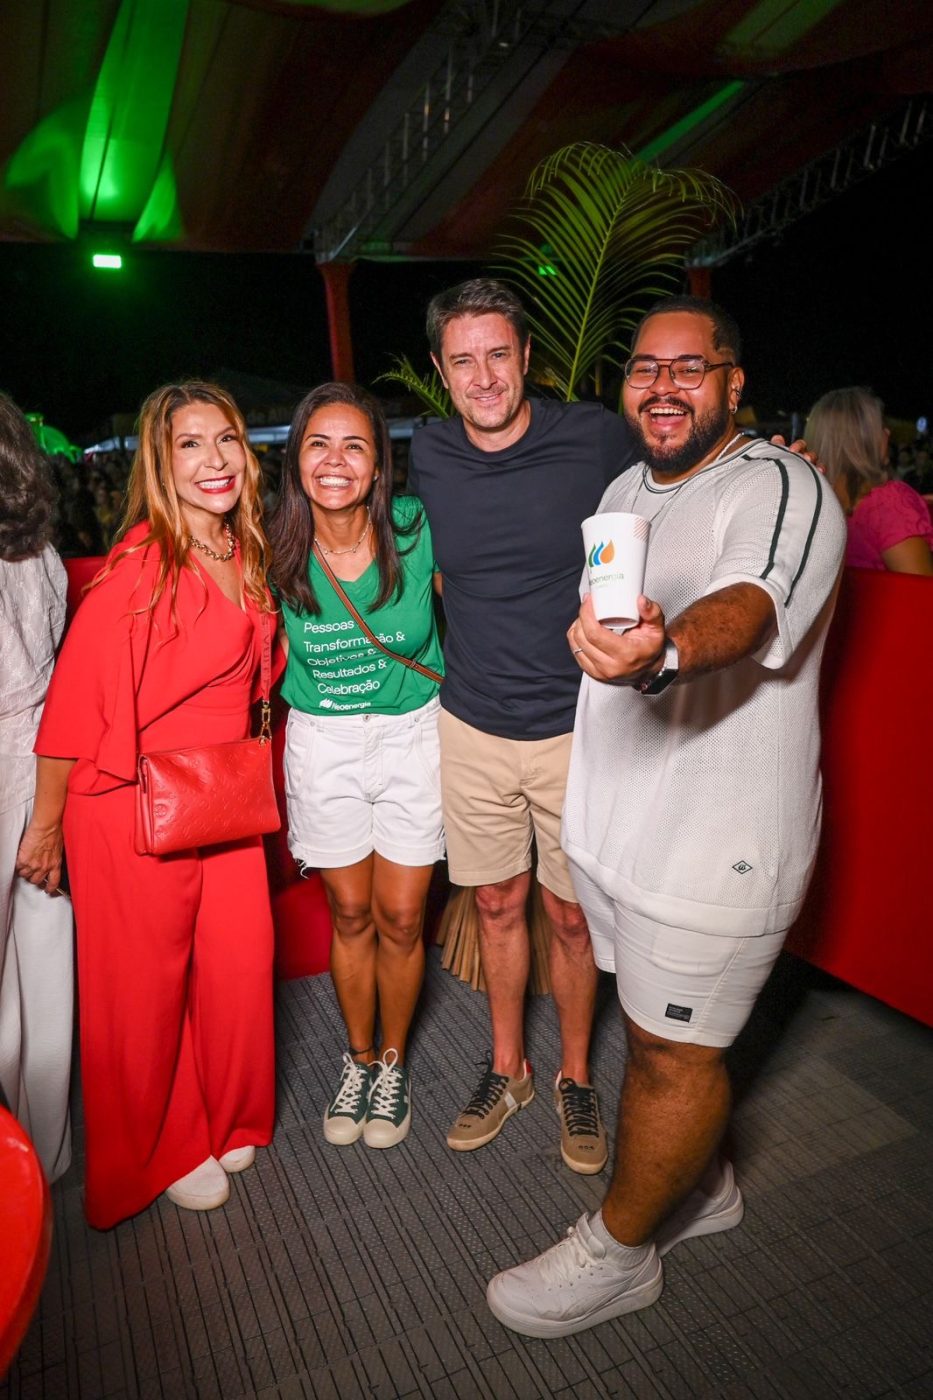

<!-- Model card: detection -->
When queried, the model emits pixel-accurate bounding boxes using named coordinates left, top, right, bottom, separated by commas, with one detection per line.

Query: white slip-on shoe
left=218, top=1145, right=256, bottom=1173
left=165, top=1156, right=230, bottom=1211
left=486, top=1212, right=663, bottom=1338
left=654, top=1158, right=745, bottom=1255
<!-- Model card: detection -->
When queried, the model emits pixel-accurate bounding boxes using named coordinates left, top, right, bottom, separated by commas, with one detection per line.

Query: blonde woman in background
left=805, top=387, right=933, bottom=574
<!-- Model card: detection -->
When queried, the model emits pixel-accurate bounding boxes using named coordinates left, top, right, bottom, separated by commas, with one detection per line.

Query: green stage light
left=92, top=253, right=123, bottom=269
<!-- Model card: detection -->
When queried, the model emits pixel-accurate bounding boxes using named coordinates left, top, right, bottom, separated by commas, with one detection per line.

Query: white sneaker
left=218, top=1145, right=256, bottom=1174
left=654, top=1159, right=744, bottom=1255
left=486, top=1213, right=663, bottom=1338
left=165, top=1157, right=230, bottom=1211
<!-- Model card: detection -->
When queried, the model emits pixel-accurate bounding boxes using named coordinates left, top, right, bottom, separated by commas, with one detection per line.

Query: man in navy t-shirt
left=408, top=278, right=637, bottom=1172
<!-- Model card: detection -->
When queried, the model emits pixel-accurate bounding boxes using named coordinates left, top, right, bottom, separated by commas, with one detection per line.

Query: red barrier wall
left=62, top=561, right=931, bottom=1023
left=785, top=568, right=932, bottom=1026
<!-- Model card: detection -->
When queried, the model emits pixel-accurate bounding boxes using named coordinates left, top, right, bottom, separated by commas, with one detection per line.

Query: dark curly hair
left=0, top=392, right=57, bottom=562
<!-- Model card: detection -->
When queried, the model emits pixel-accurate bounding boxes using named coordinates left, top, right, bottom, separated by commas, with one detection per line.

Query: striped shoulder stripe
left=787, top=464, right=824, bottom=606
left=760, top=460, right=789, bottom=580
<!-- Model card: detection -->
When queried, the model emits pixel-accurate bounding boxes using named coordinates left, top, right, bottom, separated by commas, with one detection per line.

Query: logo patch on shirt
left=732, top=860, right=753, bottom=874
left=665, top=1003, right=693, bottom=1023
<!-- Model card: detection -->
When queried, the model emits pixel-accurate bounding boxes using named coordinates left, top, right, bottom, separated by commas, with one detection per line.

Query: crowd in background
left=895, top=439, right=933, bottom=496
left=47, top=445, right=285, bottom=556
left=38, top=422, right=933, bottom=560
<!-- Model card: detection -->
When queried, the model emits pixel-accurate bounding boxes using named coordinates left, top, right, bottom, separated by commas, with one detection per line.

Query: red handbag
left=134, top=612, right=280, bottom=855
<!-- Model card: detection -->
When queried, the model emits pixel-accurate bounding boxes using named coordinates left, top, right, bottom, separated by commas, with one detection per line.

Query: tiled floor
left=3, top=948, right=932, bottom=1399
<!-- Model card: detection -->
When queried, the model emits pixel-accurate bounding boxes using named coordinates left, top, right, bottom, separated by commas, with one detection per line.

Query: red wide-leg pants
left=65, top=787, right=275, bottom=1229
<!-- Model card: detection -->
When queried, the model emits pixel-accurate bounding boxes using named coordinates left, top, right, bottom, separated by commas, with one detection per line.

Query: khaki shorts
left=437, top=708, right=576, bottom=902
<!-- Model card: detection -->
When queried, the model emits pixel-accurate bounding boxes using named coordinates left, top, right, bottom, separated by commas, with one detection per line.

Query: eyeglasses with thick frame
left=623, top=356, right=735, bottom=390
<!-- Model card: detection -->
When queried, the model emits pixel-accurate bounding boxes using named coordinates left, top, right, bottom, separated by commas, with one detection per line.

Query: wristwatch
left=638, top=637, right=679, bottom=695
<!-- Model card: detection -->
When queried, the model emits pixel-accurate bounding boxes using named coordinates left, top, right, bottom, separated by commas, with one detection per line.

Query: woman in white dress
left=0, top=391, right=73, bottom=1182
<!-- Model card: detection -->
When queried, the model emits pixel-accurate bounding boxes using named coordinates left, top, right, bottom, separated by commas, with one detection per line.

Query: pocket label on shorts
left=665, top=1003, right=693, bottom=1023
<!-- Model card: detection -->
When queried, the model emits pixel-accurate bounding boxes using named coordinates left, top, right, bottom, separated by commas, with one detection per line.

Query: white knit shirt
left=561, top=439, right=847, bottom=936
left=0, top=545, right=68, bottom=813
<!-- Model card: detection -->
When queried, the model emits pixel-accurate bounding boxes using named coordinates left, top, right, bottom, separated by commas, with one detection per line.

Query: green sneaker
left=363, top=1049, right=411, bottom=1149
left=554, top=1075, right=608, bottom=1175
left=323, top=1054, right=375, bottom=1145
left=447, top=1056, right=534, bottom=1152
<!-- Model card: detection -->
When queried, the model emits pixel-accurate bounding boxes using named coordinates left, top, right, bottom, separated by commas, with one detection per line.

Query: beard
left=627, top=397, right=731, bottom=477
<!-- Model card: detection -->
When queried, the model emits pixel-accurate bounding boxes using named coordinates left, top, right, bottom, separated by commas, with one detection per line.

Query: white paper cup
left=581, top=512, right=651, bottom=632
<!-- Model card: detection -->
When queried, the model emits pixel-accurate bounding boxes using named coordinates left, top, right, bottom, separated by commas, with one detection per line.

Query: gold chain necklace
left=189, top=521, right=235, bottom=561
left=315, top=509, right=371, bottom=557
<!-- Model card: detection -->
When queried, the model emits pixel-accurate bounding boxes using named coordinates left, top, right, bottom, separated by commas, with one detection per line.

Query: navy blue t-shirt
left=408, top=399, right=637, bottom=740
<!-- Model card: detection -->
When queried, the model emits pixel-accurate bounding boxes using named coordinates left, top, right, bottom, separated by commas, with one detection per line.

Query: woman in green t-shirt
left=268, top=382, right=444, bottom=1152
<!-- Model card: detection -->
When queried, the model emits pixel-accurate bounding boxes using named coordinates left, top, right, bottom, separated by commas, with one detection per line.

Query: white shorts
left=569, top=861, right=787, bottom=1048
left=284, top=698, right=445, bottom=870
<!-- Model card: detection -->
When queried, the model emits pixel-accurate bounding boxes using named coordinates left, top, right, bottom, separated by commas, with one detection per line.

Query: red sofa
left=62, top=560, right=931, bottom=1025
left=0, top=1107, right=50, bottom=1377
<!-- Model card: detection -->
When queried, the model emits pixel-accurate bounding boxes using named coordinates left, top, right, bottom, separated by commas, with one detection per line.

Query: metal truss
left=312, top=0, right=594, bottom=262
left=690, top=96, right=932, bottom=267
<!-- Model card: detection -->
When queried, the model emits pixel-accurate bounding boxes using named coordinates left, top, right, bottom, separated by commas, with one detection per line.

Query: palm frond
left=376, top=355, right=451, bottom=419
left=495, top=143, right=738, bottom=401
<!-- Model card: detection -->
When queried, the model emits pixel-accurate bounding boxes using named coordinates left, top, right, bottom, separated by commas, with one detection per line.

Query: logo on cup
left=587, top=540, right=616, bottom=568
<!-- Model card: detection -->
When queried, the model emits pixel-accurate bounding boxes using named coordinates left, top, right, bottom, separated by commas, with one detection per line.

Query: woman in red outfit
left=16, top=382, right=278, bottom=1228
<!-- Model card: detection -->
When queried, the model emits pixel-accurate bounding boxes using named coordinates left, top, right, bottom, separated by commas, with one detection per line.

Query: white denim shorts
left=569, top=860, right=787, bottom=1048
left=283, top=697, right=445, bottom=870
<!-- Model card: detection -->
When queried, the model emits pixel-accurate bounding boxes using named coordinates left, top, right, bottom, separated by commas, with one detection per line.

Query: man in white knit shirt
left=487, top=296, right=847, bottom=1337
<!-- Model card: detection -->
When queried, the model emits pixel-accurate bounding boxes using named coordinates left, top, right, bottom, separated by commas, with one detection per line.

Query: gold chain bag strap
left=134, top=610, right=281, bottom=855
left=315, top=545, right=443, bottom=686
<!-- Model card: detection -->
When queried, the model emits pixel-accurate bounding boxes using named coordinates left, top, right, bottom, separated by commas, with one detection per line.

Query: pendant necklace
left=315, top=509, right=371, bottom=557
left=189, top=521, right=236, bottom=561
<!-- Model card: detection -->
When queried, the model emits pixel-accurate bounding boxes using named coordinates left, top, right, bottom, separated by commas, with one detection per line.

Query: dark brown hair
left=426, top=278, right=530, bottom=360
left=0, top=392, right=56, bottom=562
left=267, top=382, right=420, bottom=615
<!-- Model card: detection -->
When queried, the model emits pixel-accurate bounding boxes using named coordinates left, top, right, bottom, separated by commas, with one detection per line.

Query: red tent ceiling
left=1, top=0, right=930, bottom=258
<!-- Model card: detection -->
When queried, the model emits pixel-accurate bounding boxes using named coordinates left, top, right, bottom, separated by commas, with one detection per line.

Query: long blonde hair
left=98, top=381, right=272, bottom=611
left=804, top=387, right=888, bottom=513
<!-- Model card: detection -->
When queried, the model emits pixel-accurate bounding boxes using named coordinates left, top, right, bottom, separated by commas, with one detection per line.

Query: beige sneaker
left=165, top=1156, right=230, bottom=1211
left=447, top=1056, right=534, bottom=1151
left=554, top=1075, right=608, bottom=1175
left=218, top=1145, right=256, bottom=1173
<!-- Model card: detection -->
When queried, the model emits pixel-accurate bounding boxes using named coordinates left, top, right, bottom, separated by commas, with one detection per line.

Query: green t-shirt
left=280, top=495, right=444, bottom=717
